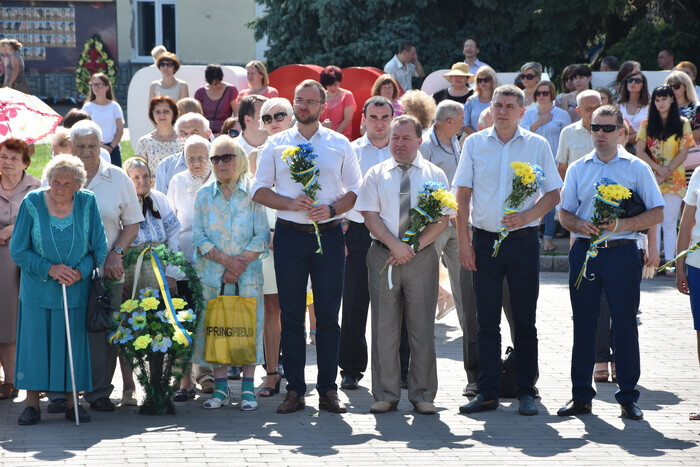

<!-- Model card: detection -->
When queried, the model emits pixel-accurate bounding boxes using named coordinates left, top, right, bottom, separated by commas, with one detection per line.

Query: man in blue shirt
left=454, top=85, right=562, bottom=416
left=557, top=105, right=664, bottom=420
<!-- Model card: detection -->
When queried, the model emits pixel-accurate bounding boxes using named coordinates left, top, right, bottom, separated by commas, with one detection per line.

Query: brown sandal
left=0, top=382, right=18, bottom=399
left=593, top=370, right=609, bottom=382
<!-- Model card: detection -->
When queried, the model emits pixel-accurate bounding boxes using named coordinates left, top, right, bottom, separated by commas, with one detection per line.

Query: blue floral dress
left=191, top=177, right=269, bottom=367
left=10, top=189, right=107, bottom=391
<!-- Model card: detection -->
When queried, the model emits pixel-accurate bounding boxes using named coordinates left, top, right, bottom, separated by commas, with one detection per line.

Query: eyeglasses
left=261, top=111, right=288, bottom=124
left=534, top=90, right=551, bottom=97
left=669, top=83, right=683, bottom=90
left=159, top=61, right=175, bottom=68
left=627, top=77, right=643, bottom=84
left=294, top=98, right=321, bottom=107
left=90, top=82, right=106, bottom=88
left=563, top=75, right=575, bottom=82
left=520, top=73, right=537, bottom=80
left=227, top=129, right=240, bottom=138
left=476, top=76, right=491, bottom=83
left=210, top=154, right=235, bottom=164
left=590, top=123, right=620, bottom=133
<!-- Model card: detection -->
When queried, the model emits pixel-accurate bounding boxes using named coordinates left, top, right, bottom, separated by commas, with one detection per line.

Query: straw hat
left=443, top=62, right=475, bottom=83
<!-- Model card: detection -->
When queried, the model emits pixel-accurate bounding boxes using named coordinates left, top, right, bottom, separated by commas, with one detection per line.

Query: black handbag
left=86, top=251, right=114, bottom=333
left=618, top=190, right=648, bottom=234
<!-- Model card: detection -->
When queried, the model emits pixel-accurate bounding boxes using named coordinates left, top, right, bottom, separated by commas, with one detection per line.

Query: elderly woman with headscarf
left=11, top=155, right=107, bottom=425
left=0, top=138, right=41, bottom=401
left=191, top=136, right=269, bottom=411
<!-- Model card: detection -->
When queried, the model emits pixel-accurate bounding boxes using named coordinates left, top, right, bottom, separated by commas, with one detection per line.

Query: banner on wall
left=0, top=1, right=116, bottom=72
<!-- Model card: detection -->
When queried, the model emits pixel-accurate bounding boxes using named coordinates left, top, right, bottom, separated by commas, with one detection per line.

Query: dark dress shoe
left=557, top=399, right=592, bottom=417
left=518, top=395, right=538, bottom=416
left=173, top=388, right=196, bottom=402
left=620, top=402, right=643, bottom=420
left=459, top=394, right=498, bottom=414
left=319, top=390, right=347, bottom=413
left=276, top=391, right=305, bottom=414
left=66, top=405, right=91, bottom=423
left=340, top=374, right=359, bottom=390
left=47, top=398, right=67, bottom=413
left=90, top=397, right=116, bottom=412
left=18, top=407, right=41, bottom=425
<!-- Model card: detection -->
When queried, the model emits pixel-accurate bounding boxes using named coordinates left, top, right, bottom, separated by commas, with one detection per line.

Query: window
left=133, top=0, right=176, bottom=61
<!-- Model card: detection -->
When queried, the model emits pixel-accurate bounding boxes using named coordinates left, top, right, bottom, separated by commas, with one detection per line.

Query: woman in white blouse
left=617, top=71, right=650, bottom=150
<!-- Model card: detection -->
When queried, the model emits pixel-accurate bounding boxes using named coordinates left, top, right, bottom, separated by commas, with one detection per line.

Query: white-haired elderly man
left=155, top=112, right=212, bottom=194
left=556, top=90, right=602, bottom=181
left=47, top=120, right=143, bottom=414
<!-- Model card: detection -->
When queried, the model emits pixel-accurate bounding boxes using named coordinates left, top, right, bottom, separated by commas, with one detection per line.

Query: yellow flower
left=510, top=161, right=536, bottom=185
left=432, top=188, right=459, bottom=210
left=173, top=331, right=194, bottom=346
left=120, top=299, right=140, bottom=313
left=171, top=298, right=187, bottom=310
left=140, top=296, right=160, bottom=311
left=133, top=334, right=153, bottom=350
left=281, top=146, right=300, bottom=161
left=598, top=184, right=631, bottom=201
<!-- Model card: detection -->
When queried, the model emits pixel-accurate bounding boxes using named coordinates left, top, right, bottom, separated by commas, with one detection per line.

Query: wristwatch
left=111, top=246, right=124, bottom=255
left=328, top=204, right=337, bottom=218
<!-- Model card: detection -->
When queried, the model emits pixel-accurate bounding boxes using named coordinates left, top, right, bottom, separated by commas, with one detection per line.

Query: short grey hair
left=520, top=61, right=543, bottom=76
left=434, top=100, right=464, bottom=124
left=43, top=154, right=87, bottom=188
left=259, top=97, right=294, bottom=129
left=175, top=112, right=210, bottom=133
left=576, top=89, right=602, bottom=106
left=70, top=120, right=102, bottom=143
left=492, top=85, right=525, bottom=108
left=184, top=134, right=211, bottom=155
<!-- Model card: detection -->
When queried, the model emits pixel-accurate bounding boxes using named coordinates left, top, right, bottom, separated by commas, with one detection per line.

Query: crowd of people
left=1, top=38, right=699, bottom=426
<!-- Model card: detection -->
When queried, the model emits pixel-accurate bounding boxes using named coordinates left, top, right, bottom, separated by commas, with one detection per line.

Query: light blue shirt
left=560, top=148, right=665, bottom=241
left=453, top=126, right=563, bottom=233
left=155, top=151, right=187, bottom=194
left=464, top=58, right=489, bottom=75
left=463, top=96, right=490, bottom=131
left=520, top=106, right=572, bottom=155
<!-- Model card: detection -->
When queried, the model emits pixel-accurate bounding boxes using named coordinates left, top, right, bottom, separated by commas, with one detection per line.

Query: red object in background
left=268, top=65, right=384, bottom=141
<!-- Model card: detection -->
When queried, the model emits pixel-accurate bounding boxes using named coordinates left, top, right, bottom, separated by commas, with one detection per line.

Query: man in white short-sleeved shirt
left=383, top=41, right=425, bottom=92
left=556, top=90, right=602, bottom=180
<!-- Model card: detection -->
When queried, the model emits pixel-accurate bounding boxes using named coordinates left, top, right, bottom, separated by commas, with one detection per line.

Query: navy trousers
left=568, top=240, right=641, bottom=404
left=472, top=228, right=540, bottom=401
left=274, top=220, right=345, bottom=395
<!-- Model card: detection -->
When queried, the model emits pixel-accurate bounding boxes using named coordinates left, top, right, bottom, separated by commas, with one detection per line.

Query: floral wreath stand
left=109, top=245, right=204, bottom=415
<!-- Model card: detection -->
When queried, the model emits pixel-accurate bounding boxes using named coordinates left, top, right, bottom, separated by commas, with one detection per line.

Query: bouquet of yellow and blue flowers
left=282, top=143, right=324, bottom=253
left=493, top=161, right=545, bottom=257
left=401, top=180, right=458, bottom=253
left=574, top=178, right=632, bottom=288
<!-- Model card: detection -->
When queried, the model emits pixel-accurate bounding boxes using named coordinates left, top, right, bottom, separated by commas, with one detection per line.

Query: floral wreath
left=110, top=245, right=205, bottom=415
left=75, top=35, right=117, bottom=98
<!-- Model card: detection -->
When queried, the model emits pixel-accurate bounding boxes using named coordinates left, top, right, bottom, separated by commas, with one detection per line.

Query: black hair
left=363, top=96, right=394, bottom=116
left=238, top=95, right=267, bottom=132
left=646, top=85, right=684, bottom=141
left=204, top=64, right=224, bottom=84
left=398, top=41, right=415, bottom=54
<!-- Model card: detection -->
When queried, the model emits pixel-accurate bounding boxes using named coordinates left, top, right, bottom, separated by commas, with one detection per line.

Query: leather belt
left=277, top=218, right=340, bottom=233
left=373, top=240, right=390, bottom=250
left=576, top=238, right=636, bottom=249
left=473, top=226, right=537, bottom=240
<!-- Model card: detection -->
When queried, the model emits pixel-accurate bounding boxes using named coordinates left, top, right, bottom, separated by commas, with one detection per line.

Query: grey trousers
left=368, top=242, right=439, bottom=405
left=433, top=225, right=464, bottom=330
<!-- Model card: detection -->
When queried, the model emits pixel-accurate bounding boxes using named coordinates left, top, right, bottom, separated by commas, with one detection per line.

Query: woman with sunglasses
left=248, top=97, right=293, bottom=397
left=82, top=72, right=124, bottom=167
left=636, top=85, right=695, bottom=268
left=555, top=64, right=578, bottom=108
left=149, top=52, right=189, bottom=102
left=560, top=65, right=593, bottom=123
left=463, top=66, right=499, bottom=135
left=607, top=60, right=640, bottom=104
left=617, top=71, right=650, bottom=149
left=666, top=71, right=700, bottom=183
left=191, top=136, right=269, bottom=410
left=521, top=80, right=572, bottom=251
left=518, top=62, right=543, bottom=109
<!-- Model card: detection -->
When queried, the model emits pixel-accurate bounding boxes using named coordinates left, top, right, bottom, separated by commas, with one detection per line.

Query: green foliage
left=27, top=141, right=134, bottom=179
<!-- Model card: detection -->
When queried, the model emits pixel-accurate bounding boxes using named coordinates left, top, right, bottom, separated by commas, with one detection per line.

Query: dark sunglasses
left=210, top=154, right=235, bottom=164
left=520, top=73, right=537, bottom=80
left=627, top=77, right=643, bottom=84
left=261, top=111, right=288, bottom=124
left=669, top=83, right=683, bottom=90
left=159, top=61, right=175, bottom=68
left=227, top=129, right=240, bottom=138
left=534, top=90, right=551, bottom=97
left=563, top=75, right=575, bottom=82
left=476, top=76, right=491, bottom=83
left=590, top=123, right=620, bottom=133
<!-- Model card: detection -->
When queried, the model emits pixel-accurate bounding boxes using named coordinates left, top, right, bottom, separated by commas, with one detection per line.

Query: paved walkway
left=1, top=272, right=699, bottom=465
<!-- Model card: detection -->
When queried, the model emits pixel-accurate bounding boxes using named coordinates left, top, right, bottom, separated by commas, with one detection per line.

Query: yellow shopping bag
left=204, top=283, right=257, bottom=365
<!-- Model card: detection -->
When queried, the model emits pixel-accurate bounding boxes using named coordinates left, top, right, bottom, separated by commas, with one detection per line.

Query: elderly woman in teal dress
left=10, top=155, right=107, bottom=425
left=192, top=135, right=269, bottom=411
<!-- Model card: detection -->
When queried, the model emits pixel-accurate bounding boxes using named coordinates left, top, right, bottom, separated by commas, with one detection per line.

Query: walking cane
left=62, top=283, right=80, bottom=426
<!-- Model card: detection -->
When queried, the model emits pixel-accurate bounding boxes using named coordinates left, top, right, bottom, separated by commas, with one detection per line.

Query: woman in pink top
left=235, top=60, right=279, bottom=113
left=319, top=66, right=357, bottom=139
left=194, top=64, right=238, bottom=135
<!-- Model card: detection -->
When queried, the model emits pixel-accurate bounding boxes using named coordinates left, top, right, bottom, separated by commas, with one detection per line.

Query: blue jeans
left=273, top=220, right=345, bottom=395
left=472, top=228, right=540, bottom=401
left=569, top=240, right=641, bottom=404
